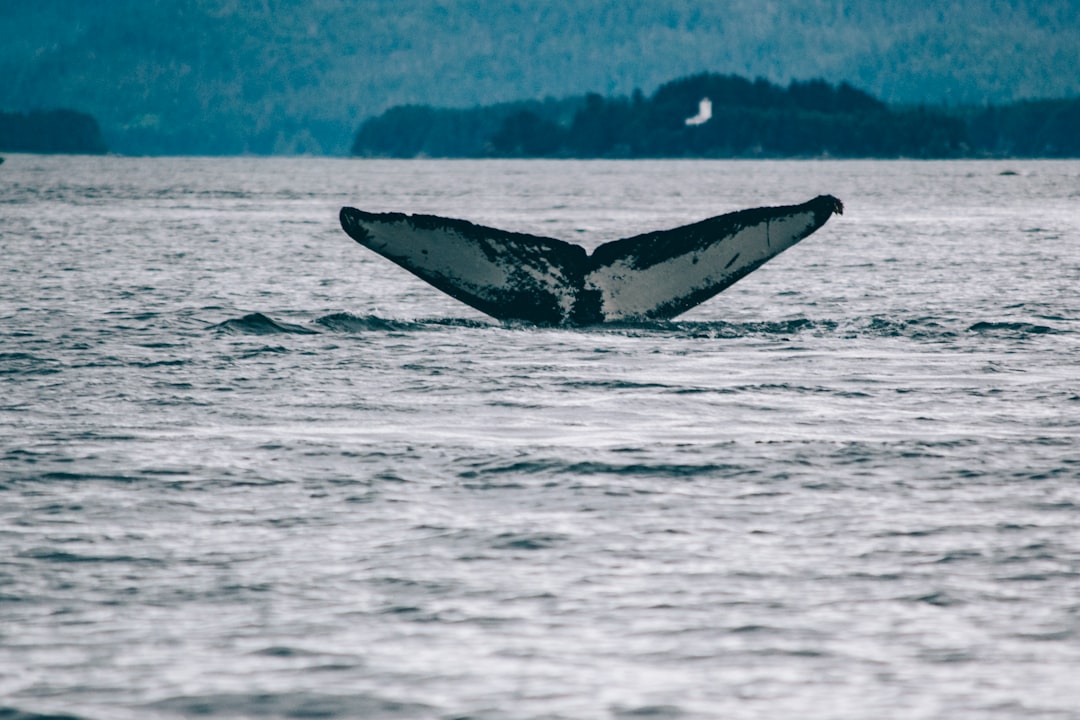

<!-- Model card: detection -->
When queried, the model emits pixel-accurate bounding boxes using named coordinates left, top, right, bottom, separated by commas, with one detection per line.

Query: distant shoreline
left=351, top=74, right=1080, bottom=160
left=3, top=153, right=1076, bottom=163
left=0, top=109, right=108, bottom=155
left=4, top=77, right=1076, bottom=160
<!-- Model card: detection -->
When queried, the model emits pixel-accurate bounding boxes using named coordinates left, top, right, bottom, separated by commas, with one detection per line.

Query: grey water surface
left=2, top=156, right=1079, bottom=719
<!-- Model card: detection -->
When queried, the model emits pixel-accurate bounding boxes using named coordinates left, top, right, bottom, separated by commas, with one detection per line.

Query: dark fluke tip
left=820, top=194, right=844, bottom=215
left=340, top=206, right=372, bottom=242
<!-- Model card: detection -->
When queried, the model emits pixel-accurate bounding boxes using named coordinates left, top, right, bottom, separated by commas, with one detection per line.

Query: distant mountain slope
left=2, top=0, right=1078, bottom=155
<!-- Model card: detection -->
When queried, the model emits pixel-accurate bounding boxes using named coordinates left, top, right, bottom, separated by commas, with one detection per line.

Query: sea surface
left=1, top=156, right=1079, bottom=720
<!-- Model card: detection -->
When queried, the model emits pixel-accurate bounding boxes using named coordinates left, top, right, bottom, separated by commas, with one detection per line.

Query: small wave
left=613, top=704, right=687, bottom=719
left=21, top=471, right=141, bottom=483
left=423, top=317, right=494, bottom=329
left=968, top=321, right=1061, bottom=336
left=601, top=315, right=970, bottom=341
left=205, top=312, right=1065, bottom=340
left=315, top=312, right=493, bottom=333
left=490, top=531, right=569, bottom=550
left=210, top=312, right=319, bottom=335
left=0, top=707, right=90, bottom=720
left=0, top=352, right=63, bottom=376
left=315, top=312, right=419, bottom=333
left=459, top=458, right=747, bottom=480
left=600, top=317, right=826, bottom=339
left=562, top=379, right=675, bottom=391
left=17, top=547, right=164, bottom=565
left=561, top=461, right=744, bottom=478
left=250, top=645, right=320, bottom=658
left=146, top=692, right=432, bottom=719
left=851, top=316, right=957, bottom=339
left=908, top=591, right=964, bottom=607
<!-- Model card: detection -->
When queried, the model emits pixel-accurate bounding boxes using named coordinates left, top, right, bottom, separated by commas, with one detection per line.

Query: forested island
left=0, top=109, right=108, bottom=154
left=352, top=74, right=1080, bottom=159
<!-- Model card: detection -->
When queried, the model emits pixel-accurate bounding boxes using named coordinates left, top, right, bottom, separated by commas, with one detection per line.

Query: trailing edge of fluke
left=339, top=195, right=843, bottom=325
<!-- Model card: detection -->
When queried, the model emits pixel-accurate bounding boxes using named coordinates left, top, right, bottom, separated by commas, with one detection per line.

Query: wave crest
left=210, top=313, right=319, bottom=335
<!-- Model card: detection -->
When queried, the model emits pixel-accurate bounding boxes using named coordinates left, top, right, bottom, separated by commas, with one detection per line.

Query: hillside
left=2, top=0, right=1078, bottom=155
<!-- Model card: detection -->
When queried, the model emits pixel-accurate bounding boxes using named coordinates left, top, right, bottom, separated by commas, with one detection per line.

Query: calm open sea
left=1, top=156, right=1079, bottom=720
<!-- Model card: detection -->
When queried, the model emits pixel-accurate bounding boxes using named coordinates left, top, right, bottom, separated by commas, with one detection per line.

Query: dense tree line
left=352, top=74, right=978, bottom=158
left=0, top=109, right=108, bottom=154
left=965, top=99, right=1080, bottom=157
left=352, top=73, right=1080, bottom=159
left=352, top=98, right=583, bottom=158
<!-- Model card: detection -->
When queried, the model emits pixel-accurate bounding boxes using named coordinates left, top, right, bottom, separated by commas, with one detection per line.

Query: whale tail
left=339, top=195, right=843, bottom=325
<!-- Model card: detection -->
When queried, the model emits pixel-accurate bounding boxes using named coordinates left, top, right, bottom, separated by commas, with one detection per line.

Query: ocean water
left=1, top=155, right=1079, bottom=720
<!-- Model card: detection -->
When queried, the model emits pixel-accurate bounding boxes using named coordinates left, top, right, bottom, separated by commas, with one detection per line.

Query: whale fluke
left=339, top=195, right=843, bottom=325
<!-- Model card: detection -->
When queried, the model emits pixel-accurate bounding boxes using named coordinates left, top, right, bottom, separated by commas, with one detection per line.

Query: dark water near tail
left=2, top=157, right=1079, bottom=719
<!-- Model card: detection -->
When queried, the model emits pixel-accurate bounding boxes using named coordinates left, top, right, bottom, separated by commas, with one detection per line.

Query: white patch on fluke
left=585, top=209, right=818, bottom=321
left=365, top=219, right=513, bottom=294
